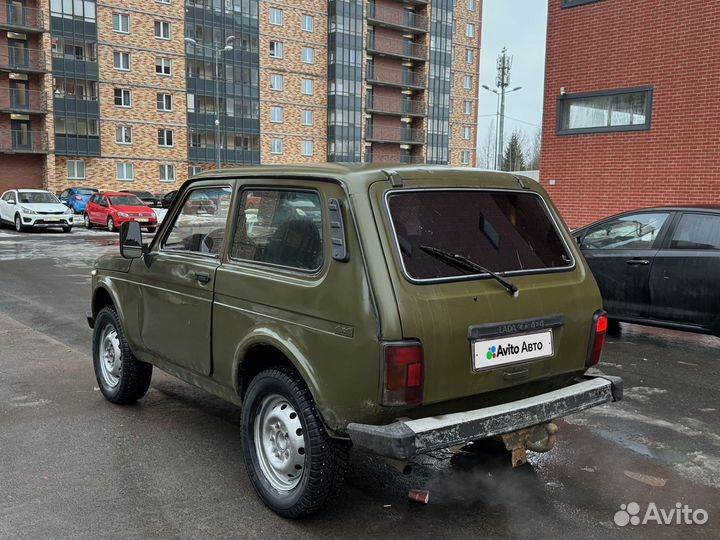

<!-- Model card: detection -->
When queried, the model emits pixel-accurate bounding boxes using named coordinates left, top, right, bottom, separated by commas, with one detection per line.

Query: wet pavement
left=0, top=229, right=719, bottom=539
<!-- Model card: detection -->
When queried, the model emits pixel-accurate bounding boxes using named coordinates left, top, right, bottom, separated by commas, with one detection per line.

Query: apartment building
left=1, top=0, right=482, bottom=195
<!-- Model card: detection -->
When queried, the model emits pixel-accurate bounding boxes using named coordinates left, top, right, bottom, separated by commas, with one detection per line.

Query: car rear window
left=387, top=190, right=573, bottom=281
left=109, top=196, right=144, bottom=206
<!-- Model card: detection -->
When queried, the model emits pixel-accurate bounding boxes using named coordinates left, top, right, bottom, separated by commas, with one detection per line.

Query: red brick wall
left=540, top=0, right=720, bottom=228
left=0, top=155, right=44, bottom=193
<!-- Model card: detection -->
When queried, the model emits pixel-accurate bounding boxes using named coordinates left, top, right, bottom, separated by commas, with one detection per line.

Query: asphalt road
left=1, top=228, right=719, bottom=539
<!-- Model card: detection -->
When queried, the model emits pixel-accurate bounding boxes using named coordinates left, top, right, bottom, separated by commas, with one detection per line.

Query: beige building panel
left=262, top=135, right=327, bottom=165
left=100, top=121, right=187, bottom=162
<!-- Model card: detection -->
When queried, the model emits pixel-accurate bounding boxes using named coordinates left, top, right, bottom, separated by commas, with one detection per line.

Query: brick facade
left=541, top=0, right=720, bottom=228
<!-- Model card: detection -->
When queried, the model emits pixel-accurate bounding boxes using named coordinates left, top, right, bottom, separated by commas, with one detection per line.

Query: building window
left=270, top=106, right=283, bottom=123
left=114, top=88, right=131, bottom=107
left=465, top=49, right=474, bottom=64
left=561, top=0, right=605, bottom=7
left=157, top=0, right=171, bottom=4
left=189, top=165, right=202, bottom=177
left=160, top=164, right=176, bottom=182
left=269, top=7, right=283, bottom=26
left=157, top=93, right=173, bottom=112
left=50, top=0, right=96, bottom=21
left=464, top=100, right=472, bottom=115
left=301, top=109, right=314, bottom=126
left=301, top=78, right=314, bottom=95
left=462, top=126, right=472, bottom=140
left=112, top=13, right=129, bottom=33
left=467, top=0, right=477, bottom=10
left=270, top=138, right=283, bottom=154
left=461, top=151, right=470, bottom=165
left=156, top=57, right=172, bottom=76
left=557, top=87, right=653, bottom=135
left=67, top=160, right=85, bottom=180
left=270, top=74, right=283, bottom=91
left=302, top=47, right=315, bottom=64
left=269, top=40, right=283, bottom=59
left=113, top=51, right=130, bottom=71
left=463, top=75, right=472, bottom=89
left=116, top=126, right=133, bottom=145
left=155, top=21, right=171, bottom=39
left=301, top=14, right=314, bottom=32
left=466, top=23, right=475, bottom=38
left=301, top=140, right=314, bottom=157
left=116, top=162, right=134, bottom=181
left=158, top=129, right=174, bottom=147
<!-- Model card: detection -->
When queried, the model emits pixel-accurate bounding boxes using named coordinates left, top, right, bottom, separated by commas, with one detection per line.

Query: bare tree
left=527, top=128, right=542, bottom=170
left=477, top=120, right=496, bottom=169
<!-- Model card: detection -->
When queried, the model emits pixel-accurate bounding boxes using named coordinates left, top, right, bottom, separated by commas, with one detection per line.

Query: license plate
left=45, top=218, right=62, bottom=222
left=472, top=329, right=553, bottom=371
left=135, top=218, right=149, bottom=222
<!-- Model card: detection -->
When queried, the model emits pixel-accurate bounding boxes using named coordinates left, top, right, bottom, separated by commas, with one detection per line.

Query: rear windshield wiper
left=420, top=245, right=519, bottom=296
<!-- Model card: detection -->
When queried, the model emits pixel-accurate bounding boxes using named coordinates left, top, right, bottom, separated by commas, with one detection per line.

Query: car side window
left=98, top=196, right=107, bottom=207
left=163, top=187, right=232, bottom=255
left=230, top=189, right=323, bottom=272
left=582, top=213, right=669, bottom=250
left=669, top=214, right=720, bottom=250
left=60, top=190, right=69, bottom=198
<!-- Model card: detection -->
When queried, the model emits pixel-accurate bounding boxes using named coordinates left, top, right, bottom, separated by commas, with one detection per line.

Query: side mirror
left=8, top=199, right=15, bottom=205
left=120, top=221, right=147, bottom=259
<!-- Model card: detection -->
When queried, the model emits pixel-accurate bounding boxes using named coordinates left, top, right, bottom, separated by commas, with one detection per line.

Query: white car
left=0, top=189, right=74, bottom=233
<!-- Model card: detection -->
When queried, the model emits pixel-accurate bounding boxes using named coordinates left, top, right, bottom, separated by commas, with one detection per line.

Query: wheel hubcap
left=85, top=215, right=90, bottom=227
left=98, top=324, right=121, bottom=388
left=108, top=219, right=113, bottom=231
left=254, top=394, right=306, bottom=491
left=15, top=217, right=20, bottom=231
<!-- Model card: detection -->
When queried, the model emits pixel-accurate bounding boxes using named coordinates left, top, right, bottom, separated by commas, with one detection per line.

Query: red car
left=84, top=192, right=158, bottom=232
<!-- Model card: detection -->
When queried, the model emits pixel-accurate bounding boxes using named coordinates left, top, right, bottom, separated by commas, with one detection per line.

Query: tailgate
left=370, top=181, right=602, bottom=405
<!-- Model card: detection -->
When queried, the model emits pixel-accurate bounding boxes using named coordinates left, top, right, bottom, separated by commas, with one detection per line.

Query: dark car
left=573, top=206, right=720, bottom=336
left=120, top=190, right=162, bottom=208
left=160, top=190, right=177, bottom=209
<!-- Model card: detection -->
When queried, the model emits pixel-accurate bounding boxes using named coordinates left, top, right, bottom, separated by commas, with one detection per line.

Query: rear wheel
left=107, top=216, right=116, bottom=232
left=607, top=318, right=621, bottom=336
left=92, top=306, right=152, bottom=404
left=84, top=213, right=93, bottom=229
left=241, top=368, right=348, bottom=518
left=62, top=226, right=72, bottom=233
left=147, top=227, right=157, bottom=233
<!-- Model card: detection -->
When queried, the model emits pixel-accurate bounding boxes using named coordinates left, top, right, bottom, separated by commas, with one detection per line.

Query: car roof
left=99, top=191, right=137, bottom=197
left=575, top=205, right=720, bottom=232
left=17, top=189, right=51, bottom=193
left=191, top=164, right=537, bottom=195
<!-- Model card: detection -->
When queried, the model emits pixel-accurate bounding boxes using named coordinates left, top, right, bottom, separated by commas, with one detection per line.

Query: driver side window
left=582, top=213, right=669, bottom=250
left=163, top=187, right=232, bottom=255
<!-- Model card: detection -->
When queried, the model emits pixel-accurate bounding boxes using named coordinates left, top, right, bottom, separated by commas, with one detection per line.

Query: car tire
left=14, top=214, right=25, bottom=232
left=147, top=227, right=157, bottom=233
left=107, top=217, right=116, bottom=232
left=92, top=306, right=152, bottom=404
left=84, top=214, right=93, bottom=229
left=62, top=226, right=72, bottom=233
left=607, top=318, right=621, bottom=336
left=241, top=367, right=348, bottom=518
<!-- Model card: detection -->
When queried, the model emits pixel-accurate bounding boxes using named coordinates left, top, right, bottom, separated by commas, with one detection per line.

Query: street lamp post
left=185, top=36, right=235, bottom=170
left=481, top=85, right=500, bottom=169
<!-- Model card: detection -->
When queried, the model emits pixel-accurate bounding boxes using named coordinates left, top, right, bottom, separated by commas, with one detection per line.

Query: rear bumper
left=347, top=374, right=623, bottom=460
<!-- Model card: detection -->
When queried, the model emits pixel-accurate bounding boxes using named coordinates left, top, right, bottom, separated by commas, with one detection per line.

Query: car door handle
left=625, top=259, right=650, bottom=266
left=194, top=271, right=211, bottom=284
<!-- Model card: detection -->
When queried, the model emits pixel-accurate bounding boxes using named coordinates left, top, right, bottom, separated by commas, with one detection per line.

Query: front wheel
left=92, top=306, right=152, bottom=404
left=241, top=368, right=348, bottom=518
left=107, top=217, right=116, bottom=232
left=84, top=213, right=93, bottom=229
left=14, top=215, right=25, bottom=232
left=62, top=226, right=72, bottom=233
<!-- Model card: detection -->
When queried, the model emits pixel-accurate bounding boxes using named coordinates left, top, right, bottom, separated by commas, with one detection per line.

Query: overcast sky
left=477, top=0, right=548, bottom=166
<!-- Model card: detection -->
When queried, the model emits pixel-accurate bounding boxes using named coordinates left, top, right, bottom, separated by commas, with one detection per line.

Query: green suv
left=87, top=165, right=622, bottom=517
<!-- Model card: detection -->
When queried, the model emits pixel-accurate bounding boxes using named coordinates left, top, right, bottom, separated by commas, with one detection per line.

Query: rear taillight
left=586, top=311, right=608, bottom=366
left=74, top=195, right=83, bottom=201
left=382, top=342, right=423, bottom=406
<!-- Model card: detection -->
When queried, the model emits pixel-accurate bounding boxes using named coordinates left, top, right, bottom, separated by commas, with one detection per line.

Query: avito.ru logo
left=614, top=502, right=708, bottom=527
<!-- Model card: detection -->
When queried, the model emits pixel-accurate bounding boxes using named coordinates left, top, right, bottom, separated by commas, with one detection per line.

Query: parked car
left=160, top=190, right=177, bottom=209
left=59, top=187, right=98, bottom=214
left=182, top=190, right=217, bottom=214
left=87, top=165, right=622, bottom=518
left=120, top=190, right=163, bottom=208
left=573, top=206, right=720, bottom=336
left=0, top=189, right=74, bottom=232
left=84, top=192, right=158, bottom=232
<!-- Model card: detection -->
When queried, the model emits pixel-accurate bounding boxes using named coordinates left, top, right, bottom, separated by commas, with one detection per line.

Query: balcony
left=0, top=1, right=45, bottom=32
left=368, top=153, right=424, bottom=164
left=366, top=125, right=425, bottom=145
left=367, top=95, right=426, bottom=117
left=0, top=87, right=48, bottom=114
left=0, top=46, right=48, bottom=73
left=367, top=4, right=427, bottom=34
left=0, top=130, right=49, bottom=154
left=367, top=35, right=426, bottom=61
left=366, top=65, right=425, bottom=89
